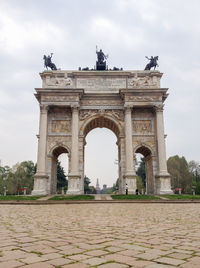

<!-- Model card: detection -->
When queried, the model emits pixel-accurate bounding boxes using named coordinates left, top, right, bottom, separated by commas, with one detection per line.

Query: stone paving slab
left=0, top=204, right=200, bottom=267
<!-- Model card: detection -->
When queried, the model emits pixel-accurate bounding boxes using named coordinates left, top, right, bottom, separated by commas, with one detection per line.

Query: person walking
left=125, top=183, right=128, bottom=195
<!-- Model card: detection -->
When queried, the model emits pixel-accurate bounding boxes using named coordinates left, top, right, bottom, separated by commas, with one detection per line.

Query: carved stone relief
left=133, top=138, right=156, bottom=156
left=133, top=120, right=152, bottom=134
left=68, top=178, right=81, bottom=190
left=46, top=74, right=72, bottom=87
left=81, top=99, right=123, bottom=106
left=41, top=95, right=78, bottom=102
left=80, top=109, right=124, bottom=121
left=79, top=110, right=99, bottom=121
left=51, top=120, right=71, bottom=133
left=128, top=74, right=159, bottom=88
left=127, top=95, right=160, bottom=102
left=47, top=136, right=71, bottom=155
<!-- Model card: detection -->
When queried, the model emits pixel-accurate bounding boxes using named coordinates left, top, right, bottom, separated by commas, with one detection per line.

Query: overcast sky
left=0, top=0, right=200, bottom=187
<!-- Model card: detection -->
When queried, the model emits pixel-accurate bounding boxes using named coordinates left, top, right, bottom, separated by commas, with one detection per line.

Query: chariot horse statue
left=144, top=56, right=159, bottom=70
left=43, top=53, right=57, bottom=70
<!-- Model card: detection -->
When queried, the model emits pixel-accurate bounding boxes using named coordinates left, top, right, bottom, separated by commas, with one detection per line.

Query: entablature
left=39, top=70, right=163, bottom=93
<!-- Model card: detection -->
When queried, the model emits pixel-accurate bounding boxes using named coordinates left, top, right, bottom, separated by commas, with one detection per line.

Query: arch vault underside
left=32, top=70, right=173, bottom=195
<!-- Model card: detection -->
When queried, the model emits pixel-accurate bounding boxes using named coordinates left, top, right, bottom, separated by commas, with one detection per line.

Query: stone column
left=124, top=106, right=136, bottom=194
left=32, top=105, right=49, bottom=195
left=118, top=137, right=125, bottom=194
left=155, top=105, right=173, bottom=194
left=71, top=106, right=79, bottom=173
left=67, top=105, right=82, bottom=194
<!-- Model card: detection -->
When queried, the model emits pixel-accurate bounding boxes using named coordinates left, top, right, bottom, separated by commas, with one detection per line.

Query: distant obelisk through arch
left=32, top=68, right=173, bottom=195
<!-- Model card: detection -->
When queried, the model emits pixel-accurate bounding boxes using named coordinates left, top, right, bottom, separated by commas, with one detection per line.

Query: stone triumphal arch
left=32, top=70, right=173, bottom=195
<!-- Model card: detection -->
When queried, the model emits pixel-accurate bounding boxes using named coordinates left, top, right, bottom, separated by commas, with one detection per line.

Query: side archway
left=134, top=144, right=154, bottom=194
left=49, top=145, right=69, bottom=194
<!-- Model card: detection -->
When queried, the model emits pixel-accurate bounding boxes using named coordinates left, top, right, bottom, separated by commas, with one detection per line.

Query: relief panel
left=51, top=120, right=71, bottom=133
left=133, top=120, right=152, bottom=134
left=44, top=73, right=74, bottom=87
left=128, top=74, right=160, bottom=88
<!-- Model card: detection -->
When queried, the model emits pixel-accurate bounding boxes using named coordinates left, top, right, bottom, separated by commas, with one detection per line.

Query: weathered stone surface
left=33, top=70, right=172, bottom=195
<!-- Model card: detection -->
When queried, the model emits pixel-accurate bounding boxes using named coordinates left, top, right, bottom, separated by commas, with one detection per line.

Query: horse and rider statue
left=144, top=56, right=159, bottom=70
left=43, top=53, right=57, bottom=70
left=42, top=52, right=159, bottom=72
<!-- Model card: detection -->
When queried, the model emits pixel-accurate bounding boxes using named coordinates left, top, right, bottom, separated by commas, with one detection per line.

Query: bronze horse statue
left=43, top=53, right=57, bottom=70
left=144, top=56, right=159, bottom=70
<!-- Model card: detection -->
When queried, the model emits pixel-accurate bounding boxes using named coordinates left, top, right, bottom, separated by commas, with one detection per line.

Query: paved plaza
left=0, top=204, right=200, bottom=268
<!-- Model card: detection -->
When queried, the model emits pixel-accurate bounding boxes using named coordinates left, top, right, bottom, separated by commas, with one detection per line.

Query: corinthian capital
left=71, top=104, right=80, bottom=114
left=40, top=104, right=49, bottom=113
left=154, top=104, right=164, bottom=112
left=124, top=104, right=133, bottom=113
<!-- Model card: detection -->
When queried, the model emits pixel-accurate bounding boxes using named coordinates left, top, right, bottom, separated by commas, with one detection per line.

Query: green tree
left=112, top=178, right=119, bottom=193
left=57, top=161, right=67, bottom=190
left=188, top=160, right=200, bottom=194
left=136, top=157, right=146, bottom=188
left=0, top=165, right=11, bottom=195
left=136, top=176, right=144, bottom=193
left=6, top=161, right=36, bottom=194
left=167, top=155, right=192, bottom=193
left=84, top=176, right=91, bottom=193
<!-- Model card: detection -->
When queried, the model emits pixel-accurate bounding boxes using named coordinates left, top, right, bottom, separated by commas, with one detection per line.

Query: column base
left=32, top=174, right=49, bottom=196
left=124, top=174, right=137, bottom=194
left=67, top=173, right=83, bottom=195
left=156, top=174, right=173, bottom=195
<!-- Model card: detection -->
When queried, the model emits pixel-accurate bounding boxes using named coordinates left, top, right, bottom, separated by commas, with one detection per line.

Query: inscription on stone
left=52, top=120, right=71, bottom=133
left=77, top=77, right=126, bottom=92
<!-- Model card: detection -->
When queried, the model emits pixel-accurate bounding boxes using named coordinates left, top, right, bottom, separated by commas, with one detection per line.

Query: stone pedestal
left=67, top=174, right=83, bottom=195
left=32, top=175, right=49, bottom=195
left=156, top=175, right=173, bottom=195
left=125, top=175, right=137, bottom=194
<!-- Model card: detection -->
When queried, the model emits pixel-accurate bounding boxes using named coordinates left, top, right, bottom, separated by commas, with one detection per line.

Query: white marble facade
left=32, top=70, right=173, bottom=195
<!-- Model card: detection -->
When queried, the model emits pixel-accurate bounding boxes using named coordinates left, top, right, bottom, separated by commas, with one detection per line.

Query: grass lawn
left=49, top=195, right=94, bottom=200
left=0, top=195, right=43, bottom=200
left=111, top=195, right=160, bottom=200
left=162, top=194, right=200, bottom=200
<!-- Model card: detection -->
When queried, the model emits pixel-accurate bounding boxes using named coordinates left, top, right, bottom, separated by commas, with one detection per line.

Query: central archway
left=81, top=115, right=122, bottom=193
left=83, top=116, right=120, bottom=137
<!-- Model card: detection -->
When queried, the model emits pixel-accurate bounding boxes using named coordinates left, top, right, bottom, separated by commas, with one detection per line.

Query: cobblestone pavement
left=0, top=204, right=200, bottom=268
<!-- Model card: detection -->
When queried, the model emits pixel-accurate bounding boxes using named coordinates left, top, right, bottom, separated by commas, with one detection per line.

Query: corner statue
left=96, top=47, right=108, bottom=70
left=43, top=53, right=57, bottom=70
left=144, top=56, right=159, bottom=70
